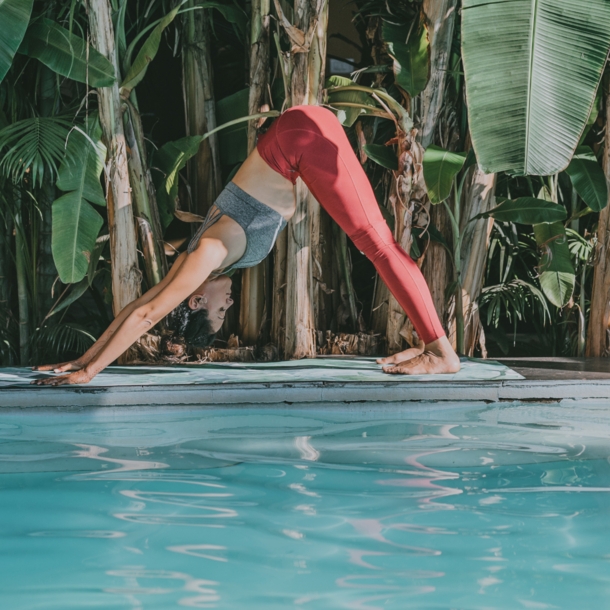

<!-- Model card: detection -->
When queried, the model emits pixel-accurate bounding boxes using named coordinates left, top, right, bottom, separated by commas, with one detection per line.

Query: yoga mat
left=0, top=357, right=523, bottom=388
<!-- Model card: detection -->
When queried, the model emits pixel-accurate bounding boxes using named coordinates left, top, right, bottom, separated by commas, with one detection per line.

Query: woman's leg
left=258, top=105, right=459, bottom=373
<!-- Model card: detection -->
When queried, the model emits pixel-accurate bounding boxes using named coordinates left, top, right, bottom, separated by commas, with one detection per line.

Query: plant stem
left=123, top=104, right=166, bottom=287
left=14, top=211, right=30, bottom=365
left=578, top=262, right=587, bottom=357
left=182, top=1, right=222, bottom=215
left=445, top=179, right=464, bottom=354
left=570, top=186, right=579, bottom=233
left=86, top=0, right=141, bottom=317
left=240, top=0, right=272, bottom=346
left=333, top=223, right=359, bottom=332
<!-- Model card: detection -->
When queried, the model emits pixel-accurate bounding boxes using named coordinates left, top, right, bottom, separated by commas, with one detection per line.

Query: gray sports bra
left=187, top=181, right=287, bottom=273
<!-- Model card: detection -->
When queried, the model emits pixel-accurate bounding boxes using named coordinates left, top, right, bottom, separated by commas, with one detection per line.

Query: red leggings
left=257, top=105, right=445, bottom=345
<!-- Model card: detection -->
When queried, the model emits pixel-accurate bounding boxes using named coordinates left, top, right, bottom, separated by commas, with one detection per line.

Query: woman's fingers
left=33, top=361, right=77, bottom=372
left=54, top=363, right=80, bottom=373
left=32, top=362, right=64, bottom=371
left=32, top=361, right=82, bottom=373
left=31, top=370, right=91, bottom=386
left=31, top=375, right=68, bottom=386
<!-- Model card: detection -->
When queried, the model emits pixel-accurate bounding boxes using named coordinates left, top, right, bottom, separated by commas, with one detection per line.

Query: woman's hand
left=31, top=368, right=95, bottom=387
left=32, top=359, right=86, bottom=373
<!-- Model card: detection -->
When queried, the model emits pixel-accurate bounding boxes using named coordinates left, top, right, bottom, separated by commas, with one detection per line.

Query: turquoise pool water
left=0, top=401, right=609, bottom=609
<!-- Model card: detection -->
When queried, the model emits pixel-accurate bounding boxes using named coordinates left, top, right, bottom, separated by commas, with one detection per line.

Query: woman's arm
left=34, top=252, right=190, bottom=373
left=33, top=239, right=227, bottom=386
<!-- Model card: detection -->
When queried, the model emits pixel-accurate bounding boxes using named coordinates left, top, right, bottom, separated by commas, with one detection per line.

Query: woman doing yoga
left=33, top=105, right=460, bottom=386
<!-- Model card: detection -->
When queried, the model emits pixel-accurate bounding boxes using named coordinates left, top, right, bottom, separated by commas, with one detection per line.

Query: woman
left=33, top=106, right=460, bottom=386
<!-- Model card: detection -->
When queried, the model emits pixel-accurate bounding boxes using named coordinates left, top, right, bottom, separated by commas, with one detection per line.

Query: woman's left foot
left=382, top=336, right=460, bottom=376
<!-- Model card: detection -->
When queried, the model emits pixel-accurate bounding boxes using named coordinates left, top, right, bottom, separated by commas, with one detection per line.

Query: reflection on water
left=0, top=401, right=610, bottom=608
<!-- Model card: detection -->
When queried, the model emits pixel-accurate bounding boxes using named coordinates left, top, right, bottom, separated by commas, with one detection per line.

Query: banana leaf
left=325, top=76, right=374, bottom=127
left=19, top=18, right=115, bottom=87
left=121, top=3, right=183, bottom=96
left=52, top=121, right=107, bottom=284
left=154, top=110, right=282, bottom=229
left=565, top=146, right=607, bottom=212
left=462, top=0, right=610, bottom=175
left=363, top=143, right=397, bottom=171
left=203, top=0, right=247, bottom=38
left=475, top=197, right=567, bottom=225
left=0, top=0, right=34, bottom=83
left=216, top=88, right=249, bottom=167
left=422, top=145, right=467, bottom=204
left=153, top=135, right=203, bottom=230
left=216, top=80, right=285, bottom=168
left=382, top=18, right=429, bottom=98
left=533, top=221, right=575, bottom=308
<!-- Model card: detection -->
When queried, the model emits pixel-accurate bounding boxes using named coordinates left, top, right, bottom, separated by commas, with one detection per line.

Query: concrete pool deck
left=1, top=357, right=610, bottom=409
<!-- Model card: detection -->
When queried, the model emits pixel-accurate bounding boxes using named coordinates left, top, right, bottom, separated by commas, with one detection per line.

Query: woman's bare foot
left=381, top=336, right=461, bottom=376
left=376, top=340, right=425, bottom=366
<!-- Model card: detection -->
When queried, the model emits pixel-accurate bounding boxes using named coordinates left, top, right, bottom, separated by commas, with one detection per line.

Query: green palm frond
left=0, top=116, right=72, bottom=187
left=32, top=321, right=95, bottom=363
left=566, top=228, right=594, bottom=263
left=0, top=306, right=18, bottom=366
left=479, top=279, right=551, bottom=329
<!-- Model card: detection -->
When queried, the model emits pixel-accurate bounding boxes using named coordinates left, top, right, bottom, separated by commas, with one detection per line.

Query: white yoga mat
left=0, top=357, right=523, bottom=388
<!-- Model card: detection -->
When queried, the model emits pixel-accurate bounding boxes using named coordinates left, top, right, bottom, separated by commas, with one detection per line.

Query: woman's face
left=188, top=275, right=234, bottom=332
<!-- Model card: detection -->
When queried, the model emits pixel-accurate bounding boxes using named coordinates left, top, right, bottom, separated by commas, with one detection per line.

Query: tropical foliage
left=1, top=0, right=610, bottom=367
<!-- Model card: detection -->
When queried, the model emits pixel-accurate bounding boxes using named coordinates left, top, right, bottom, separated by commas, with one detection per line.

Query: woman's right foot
left=381, top=336, right=461, bottom=376
left=376, top=340, right=425, bottom=366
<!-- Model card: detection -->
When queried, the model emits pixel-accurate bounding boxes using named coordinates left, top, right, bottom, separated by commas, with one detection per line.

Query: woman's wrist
left=82, top=362, right=100, bottom=380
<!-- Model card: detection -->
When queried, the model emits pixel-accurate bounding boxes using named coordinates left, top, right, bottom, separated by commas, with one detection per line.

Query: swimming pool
left=1, top=401, right=609, bottom=608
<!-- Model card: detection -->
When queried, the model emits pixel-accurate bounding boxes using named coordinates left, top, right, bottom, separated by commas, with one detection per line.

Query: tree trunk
left=418, top=0, right=459, bottom=342
left=285, top=177, right=316, bottom=358
left=271, top=228, right=287, bottom=350
left=240, top=0, right=271, bottom=345
left=386, top=126, right=430, bottom=352
left=308, top=0, right=329, bottom=337
left=418, top=0, right=458, bottom=149
left=124, top=105, right=167, bottom=288
left=86, top=0, right=140, bottom=316
left=421, top=203, right=452, bottom=336
left=370, top=173, right=392, bottom=337
left=458, top=168, right=496, bottom=355
left=280, top=0, right=329, bottom=359
left=385, top=153, right=414, bottom=352
left=182, top=1, right=221, bottom=216
left=369, top=0, right=458, bottom=352
left=315, top=207, right=337, bottom=332
left=588, top=93, right=610, bottom=356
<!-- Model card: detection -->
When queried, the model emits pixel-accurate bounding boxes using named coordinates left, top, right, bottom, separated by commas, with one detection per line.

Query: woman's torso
left=188, top=149, right=296, bottom=273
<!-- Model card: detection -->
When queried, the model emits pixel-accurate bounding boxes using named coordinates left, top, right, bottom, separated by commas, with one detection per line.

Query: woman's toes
left=377, top=355, right=397, bottom=365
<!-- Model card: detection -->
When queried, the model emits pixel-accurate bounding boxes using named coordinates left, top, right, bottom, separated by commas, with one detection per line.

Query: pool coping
left=1, top=377, right=609, bottom=409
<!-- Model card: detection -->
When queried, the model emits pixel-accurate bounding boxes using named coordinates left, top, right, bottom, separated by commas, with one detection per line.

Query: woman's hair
left=168, top=300, right=217, bottom=349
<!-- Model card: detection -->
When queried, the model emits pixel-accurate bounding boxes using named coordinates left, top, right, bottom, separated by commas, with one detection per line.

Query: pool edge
left=2, top=378, right=610, bottom=409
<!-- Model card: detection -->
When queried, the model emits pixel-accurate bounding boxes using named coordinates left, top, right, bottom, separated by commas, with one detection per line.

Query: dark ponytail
left=168, top=300, right=217, bottom=349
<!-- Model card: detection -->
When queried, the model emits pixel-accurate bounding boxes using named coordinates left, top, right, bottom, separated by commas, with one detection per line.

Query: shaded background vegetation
left=1, top=0, right=610, bottom=367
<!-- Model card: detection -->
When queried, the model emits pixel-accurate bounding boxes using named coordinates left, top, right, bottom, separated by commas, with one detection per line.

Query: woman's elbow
left=131, top=306, right=161, bottom=329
